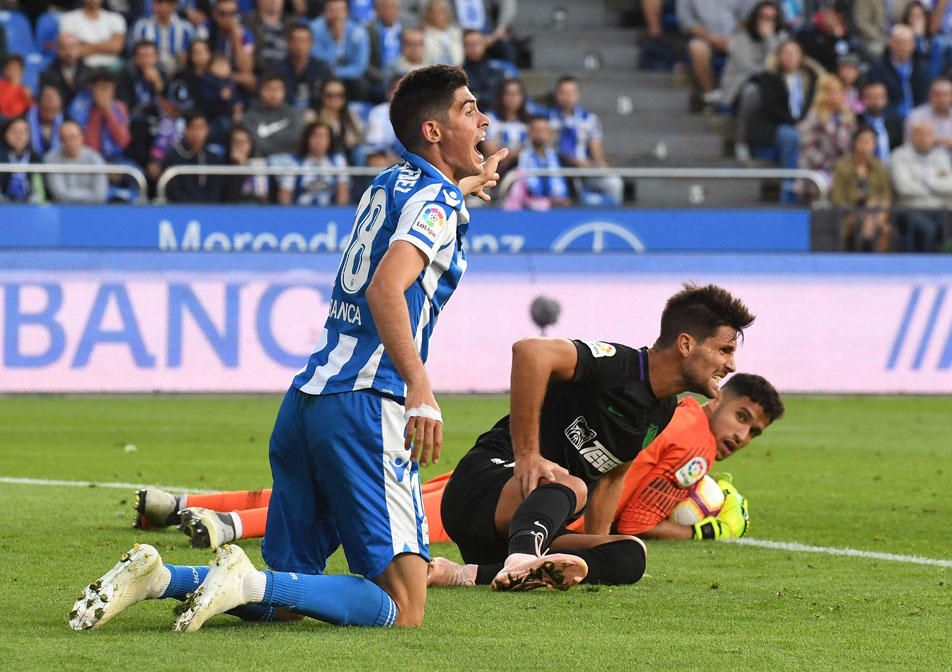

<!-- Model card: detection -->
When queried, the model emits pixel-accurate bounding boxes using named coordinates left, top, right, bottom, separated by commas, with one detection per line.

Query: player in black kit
left=437, top=284, right=755, bottom=591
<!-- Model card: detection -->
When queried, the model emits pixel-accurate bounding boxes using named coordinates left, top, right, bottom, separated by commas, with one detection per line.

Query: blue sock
left=262, top=571, right=398, bottom=627
left=161, top=564, right=208, bottom=600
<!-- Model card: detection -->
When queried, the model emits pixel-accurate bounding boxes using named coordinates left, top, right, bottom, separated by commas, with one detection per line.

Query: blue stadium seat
left=489, top=59, right=519, bottom=79
left=0, top=10, right=37, bottom=55
left=35, top=11, right=61, bottom=57
left=22, top=53, right=51, bottom=94
left=348, top=101, right=372, bottom=125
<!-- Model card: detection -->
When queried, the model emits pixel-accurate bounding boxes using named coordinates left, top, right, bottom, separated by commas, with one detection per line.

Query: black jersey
left=474, top=340, right=679, bottom=486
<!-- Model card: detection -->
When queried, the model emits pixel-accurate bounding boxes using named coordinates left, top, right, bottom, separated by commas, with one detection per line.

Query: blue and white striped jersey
left=292, top=150, right=469, bottom=401
left=548, top=106, right=604, bottom=163
left=486, top=113, right=528, bottom=152
left=129, top=15, right=198, bottom=75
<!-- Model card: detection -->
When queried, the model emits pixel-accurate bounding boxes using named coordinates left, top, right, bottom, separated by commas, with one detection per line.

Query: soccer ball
left=670, top=475, right=725, bottom=525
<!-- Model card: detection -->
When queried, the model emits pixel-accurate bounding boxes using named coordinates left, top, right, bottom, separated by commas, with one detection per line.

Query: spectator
left=831, top=126, right=892, bottom=251
left=72, top=69, right=132, bottom=164
left=0, top=55, right=32, bottom=119
left=60, top=0, right=127, bottom=70
left=244, top=0, right=297, bottom=73
left=902, top=2, right=946, bottom=78
left=310, top=0, right=371, bottom=101
left=853, top=0, right=899, bottom=59
left=505, top=114, right=570, bottom=210
left=161, top=111, right=224, bottom=202
left=197, top=54, right=240, bottom=143
left=482, top=77, right=528, bottom=174
left=462, top=30, right=506, bottom=110
left=746, top=39, right=818, bottom=188
left=858, top=80, right=904, bottom=164
left=867, top=24, right=930, bottom=118
left=422, top=0, right=464, bottom=66
left=548, top=75, right=623, bottom=205
left=129, top=0, right=198, bottom=76
left=837, top=52, right=863, bottom=114
left=221, top=125, right=269, bottom=203
left=361, top=75, right=403, bottom=167
left=905, top=77, right=952, bottom=149
left=40, top=33, right=93, bottom=109
left=117, top=41, right=167, bottom=167
left=891, top=120, right=952, bottom=251
left=384, top=27, right=427, bottom=81
left=147, top=93, right=192, bottom=181
left=453, top=0, right=519, bottom=63
left=277, top=119, right=349, bottom=205
left=164, top=38, right=213, bottom=115
left=676, top=0, right=748, bottom=106
left=797, top=74, right=857, bottom=201
left=795, top=0, right=860, bottom=73
left=206, top=0, right=257, bottom=92
left=310, top=77, right=365, bottom=162
left=244, top=72, right=304, bottom=157
left=27, top=86, right=65, bottom=156
left=777, top=0, right=805, bottom=31
left=279, top=24, right=332, bottom=110
left=366, top=0, right=405, bottom=102
left=44, top=120, right=108, bottom=204
left=0, top=117, right=45, bottom=204
left=722, top=2, right=785, bottom=109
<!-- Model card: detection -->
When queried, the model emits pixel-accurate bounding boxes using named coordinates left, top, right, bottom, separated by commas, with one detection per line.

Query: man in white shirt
left=904, top=78, right=952, bottom=151
left=44, top=120, right=109, bottom=204
left=891, top=120, right=952, bottom=251
left=60, top=0, right=127, bottom=70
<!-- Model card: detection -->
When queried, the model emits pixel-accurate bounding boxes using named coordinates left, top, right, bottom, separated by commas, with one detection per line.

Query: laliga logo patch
left=422, top=205, right=446, bottom=229
left=674, top=456, right=708, bottom=488
left=585, top=341, right=616, bottom=358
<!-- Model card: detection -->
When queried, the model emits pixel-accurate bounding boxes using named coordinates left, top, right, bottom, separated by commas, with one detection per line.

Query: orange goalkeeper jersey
left=567, top=396, right=716, bottom=535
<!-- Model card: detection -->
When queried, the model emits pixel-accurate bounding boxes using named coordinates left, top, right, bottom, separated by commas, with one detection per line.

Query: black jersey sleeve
left=571, top=340, right=639, bottom=389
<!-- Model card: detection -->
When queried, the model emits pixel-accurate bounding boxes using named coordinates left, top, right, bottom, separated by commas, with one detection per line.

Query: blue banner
left=0, top=205, right=810, bottom=252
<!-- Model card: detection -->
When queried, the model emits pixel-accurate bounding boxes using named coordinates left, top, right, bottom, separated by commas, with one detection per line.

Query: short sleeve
left=110, top=13, right=128, bottom=35
left=571, top=340, right=635, bottom=389
left=391, top=199, right=456, bottom=262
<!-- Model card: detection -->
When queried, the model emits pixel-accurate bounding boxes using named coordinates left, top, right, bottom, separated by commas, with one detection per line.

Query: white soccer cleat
left=134, top=488, right=180, bottom=529
left=69, top=543, right=167, bottom=631
left=427, top=557, right=476, bottom=588
left=490, top=552, right=588, bottom=592
left=178, top=507, right=236, bottom=550
left=172, top=544, right=256, bottom=632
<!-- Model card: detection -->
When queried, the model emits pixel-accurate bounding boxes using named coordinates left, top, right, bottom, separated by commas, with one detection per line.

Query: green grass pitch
left=0, top=394, right=948, bottom=671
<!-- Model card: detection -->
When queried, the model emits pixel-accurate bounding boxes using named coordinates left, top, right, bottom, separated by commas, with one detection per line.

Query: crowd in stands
left=638, top=0, right=952, bottom=249
left=0, top=0, right=618, bottom=208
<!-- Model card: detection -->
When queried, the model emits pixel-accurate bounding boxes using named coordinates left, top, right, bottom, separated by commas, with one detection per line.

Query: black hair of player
left=655, top=283, right=755, bottom=349
left=390, top=65, right=469, bottom=153
left=721, top=373, right=785, bottom=422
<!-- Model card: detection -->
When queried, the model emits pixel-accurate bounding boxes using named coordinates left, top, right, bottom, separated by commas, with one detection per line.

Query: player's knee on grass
left=375, top=553, right=428, bottom=627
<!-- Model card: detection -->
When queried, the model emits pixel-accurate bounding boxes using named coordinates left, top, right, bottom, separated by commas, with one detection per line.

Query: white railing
left=0, top=162, right=149, bottom=204
left=497, top=166, right=831, bottom=203
left=155, top=164, right=381, bottom=203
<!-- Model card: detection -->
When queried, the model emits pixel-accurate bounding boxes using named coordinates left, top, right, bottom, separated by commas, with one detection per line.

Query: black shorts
left=440, top=443, right=514, bottom=565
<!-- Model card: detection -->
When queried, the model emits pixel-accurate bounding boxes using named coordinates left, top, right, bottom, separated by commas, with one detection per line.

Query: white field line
left=2, top=476, right=951, bottom=568
left=0, top=476, right=218, bottom=494
left=728, top=538, right=952, bottom=568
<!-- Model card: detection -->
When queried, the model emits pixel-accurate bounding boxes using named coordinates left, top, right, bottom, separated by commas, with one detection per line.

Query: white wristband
left=405, top=404, right=443, bottom=424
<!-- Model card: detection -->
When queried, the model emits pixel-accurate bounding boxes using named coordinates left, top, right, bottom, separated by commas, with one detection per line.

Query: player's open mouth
left=475, top=134, right=485, bottom=162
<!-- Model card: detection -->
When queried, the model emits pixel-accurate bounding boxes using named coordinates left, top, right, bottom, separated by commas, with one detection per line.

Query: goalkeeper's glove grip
left=692, top=517, right=724, bottom=540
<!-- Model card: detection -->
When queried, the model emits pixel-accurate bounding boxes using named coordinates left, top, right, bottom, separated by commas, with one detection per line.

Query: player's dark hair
left=390, top=65, right=469, bottom=153
left=721, top=373, right=785, bottom=422
left=655, top=283, right=755, bottom=349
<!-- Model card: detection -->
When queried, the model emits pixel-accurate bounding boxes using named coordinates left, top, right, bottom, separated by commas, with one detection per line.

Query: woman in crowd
left=164, top=39, right=213, bottom=115
left=277, top=120, right=349, bottom=206
left=310, top=77, right=365, bottom=164
left=422, top=0, right=464, bottom=66
left=0, top=117, right=45, bottom=203
left=797, top=73, right=857, bottom=201
left=221, top=125, right=268, bottom=203
left=831, top=126, right=893, bottom=251
left=482, top=78, right=530, bottom=175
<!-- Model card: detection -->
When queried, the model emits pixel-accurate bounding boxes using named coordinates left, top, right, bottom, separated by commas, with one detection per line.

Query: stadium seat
left=0, top=10, right=37, bottom=55
left=22, top=53, right=51, bottom=94
left=35, top=11, right=61, bottom=57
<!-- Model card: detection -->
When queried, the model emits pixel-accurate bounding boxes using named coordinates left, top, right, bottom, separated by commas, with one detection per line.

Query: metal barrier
left=0, top=162, right=149, bottom=204
left=497, top=166, right=831, bottom=204
left=155, top=164, right=381, bottom=203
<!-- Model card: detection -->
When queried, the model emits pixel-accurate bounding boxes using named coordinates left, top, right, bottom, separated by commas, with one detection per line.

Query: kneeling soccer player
left=436, top=284, right=755, bottom=591
left=69, top=65, right=506, bottom=632
left=426, top=373, right=784, bottom=587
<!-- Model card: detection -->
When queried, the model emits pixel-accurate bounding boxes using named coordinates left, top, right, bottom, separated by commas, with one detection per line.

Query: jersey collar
left=401, top=149, right=464, bottom=211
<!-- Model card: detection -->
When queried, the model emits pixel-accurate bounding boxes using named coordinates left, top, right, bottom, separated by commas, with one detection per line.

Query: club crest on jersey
left=412, top=204, right=448, bottom=242
left=565, top=416, right=597, bottom=449
left=584, top=341, right=616, bottom=358
left=674, top=456, right=708, bottom=488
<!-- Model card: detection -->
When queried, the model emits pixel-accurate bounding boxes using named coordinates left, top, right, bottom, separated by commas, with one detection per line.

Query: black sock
left=475, top=563, right=503, bottom=585
left=567, top=539, right=647, bottom=585
left=507, top=483, right=577, bottom=556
